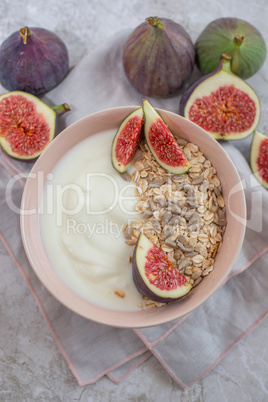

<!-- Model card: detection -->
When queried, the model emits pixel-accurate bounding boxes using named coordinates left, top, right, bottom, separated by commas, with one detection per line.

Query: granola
left=124, top=137, right=226, bottom=289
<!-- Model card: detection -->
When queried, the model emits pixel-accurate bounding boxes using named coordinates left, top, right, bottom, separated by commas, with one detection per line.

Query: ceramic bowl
left=20, top=106, right=246, bottom=328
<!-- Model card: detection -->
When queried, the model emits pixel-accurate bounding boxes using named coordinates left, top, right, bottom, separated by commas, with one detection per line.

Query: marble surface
left=1, top=0, right=268, bottom=400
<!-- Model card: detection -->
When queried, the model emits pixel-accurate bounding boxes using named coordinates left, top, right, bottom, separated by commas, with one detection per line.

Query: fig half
left=111, top=107, right=144, bottom=173
left=143, top=99, right=191, bottom=174
left=0, top=91, right=70, bottom=160
left=180, top=54, right=260, bottom=140
left=250, top=130, right=268, bottom=189
left=132, top=233, right=192, bottom=303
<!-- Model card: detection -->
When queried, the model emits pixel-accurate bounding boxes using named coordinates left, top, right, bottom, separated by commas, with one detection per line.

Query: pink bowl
left=20, top=106, right=246, bottom=328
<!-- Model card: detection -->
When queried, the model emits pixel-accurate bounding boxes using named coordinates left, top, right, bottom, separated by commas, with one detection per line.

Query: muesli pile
left=123, top=136, right=227, bottom=289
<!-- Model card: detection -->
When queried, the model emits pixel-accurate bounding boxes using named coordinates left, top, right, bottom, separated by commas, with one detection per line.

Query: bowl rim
left=20, top=105, right=246, bottom=328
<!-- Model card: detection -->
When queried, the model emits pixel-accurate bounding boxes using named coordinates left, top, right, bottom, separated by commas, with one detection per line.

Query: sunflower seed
left=164, top=238, right=177, bottom=248
left=191, top=270, right=202, bottom=280
left=143, top=208, right=153, bottom=218
left=177, top=235, right=186, bottom=244
left=188, top=213, right=201, bottom=226
left=124, top=225, right=132, bottom=239
left=184, top=208, right=196, bottom=220
left=162, top=211, right=172, bottom=226
left=178, top=259, right=191, bottom=271
left=186, top=200, right=198, bottom=208
left=174, top=250, right=183, bottom=260
left=169, top=215, right=182, bottom=226
left=177, top=242, right=194, bottom=253
left=154, top=195, right=167, bottom=207
left=184, top=251, right=199, bottom=257
left=167, top=203, right=182, bottom=214
left=176, top=137, right=189, bottom=146
left=150, top=218, right=162, bottom=232
left=192, top=175, right=204, bottom=184
left=162, top=226, right=174, bottom=240
left=193, top=277, right=203, bottom=287
left=149, top=177, right=165, bottom=187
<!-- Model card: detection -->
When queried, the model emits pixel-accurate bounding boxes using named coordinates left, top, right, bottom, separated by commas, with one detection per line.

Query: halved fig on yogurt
left=142, top=99, right=191, bottom=174
left=132, top=233, right=192, bottom=303
left=111, top=106, right=144, bottom=173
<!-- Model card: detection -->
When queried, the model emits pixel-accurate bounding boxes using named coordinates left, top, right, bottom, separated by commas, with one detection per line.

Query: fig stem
left=231, top=38, right=243, bottom=76
left=51, top=103, right=71, bottom=116
left=220, top=54, right=232, bottom=73
left=146, top=16, right=162, bottom=28
left=19, top=27, right=32, bottom=45
left=233, top=35, right=244, bottom=47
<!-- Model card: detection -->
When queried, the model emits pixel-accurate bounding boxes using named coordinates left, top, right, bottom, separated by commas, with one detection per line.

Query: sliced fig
left=132, top=233, right=192, bottom=303
left=111, top=107, right=144, bottom=173
left=180, top=54, right=260, bottom=140
left=0, top=91, right=70, bottom=160
left=195, top=17, right=267, bottom=79
left=123, top=16, right=195, bottom=98
left=142, top=99, right=191, bottom=174
left=250, top=130, right=268, bottom=189
left=0, top=26, right=69, bottom=95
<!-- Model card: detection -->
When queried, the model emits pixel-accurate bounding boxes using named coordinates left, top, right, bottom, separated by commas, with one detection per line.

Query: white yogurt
left=39, top=129, right=146, bottom=311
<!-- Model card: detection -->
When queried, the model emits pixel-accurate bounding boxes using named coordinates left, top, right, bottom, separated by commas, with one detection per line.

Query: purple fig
left=0, top=26, right=69, bottom=96
left=123, top=17, right=195, bottom=98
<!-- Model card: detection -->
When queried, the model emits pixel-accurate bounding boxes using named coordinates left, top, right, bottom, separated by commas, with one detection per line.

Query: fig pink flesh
left=145, top=244, right=187, bottom=291
left=148, top=118, right=189, bottom=166
left=188, top=84, right=256, bottom=136
left=115, top=115, right=143, bottom=166
left=0, top=94, right=51, bottom=156
left=257, top=138, right=268, bottom=182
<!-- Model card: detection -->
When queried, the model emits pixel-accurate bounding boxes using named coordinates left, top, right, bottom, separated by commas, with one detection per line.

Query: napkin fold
left=1, top=31, right=268, bottom=389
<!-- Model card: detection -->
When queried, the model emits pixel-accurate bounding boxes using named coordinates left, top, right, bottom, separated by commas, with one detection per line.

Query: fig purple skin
left=123, top=17, right=195, bottom=98
left=0, top=27, right=69, bottom=96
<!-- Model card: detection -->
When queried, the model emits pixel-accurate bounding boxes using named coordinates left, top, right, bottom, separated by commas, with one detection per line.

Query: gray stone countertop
left=1, top=0, right=268, bottom=400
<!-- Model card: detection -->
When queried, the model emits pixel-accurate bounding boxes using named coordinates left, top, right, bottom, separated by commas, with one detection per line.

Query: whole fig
left=123, top=17, right=195, bottom=98
left=195, top=17, right=267, bottom=79
left=0, top=26, right=69, bottom=95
